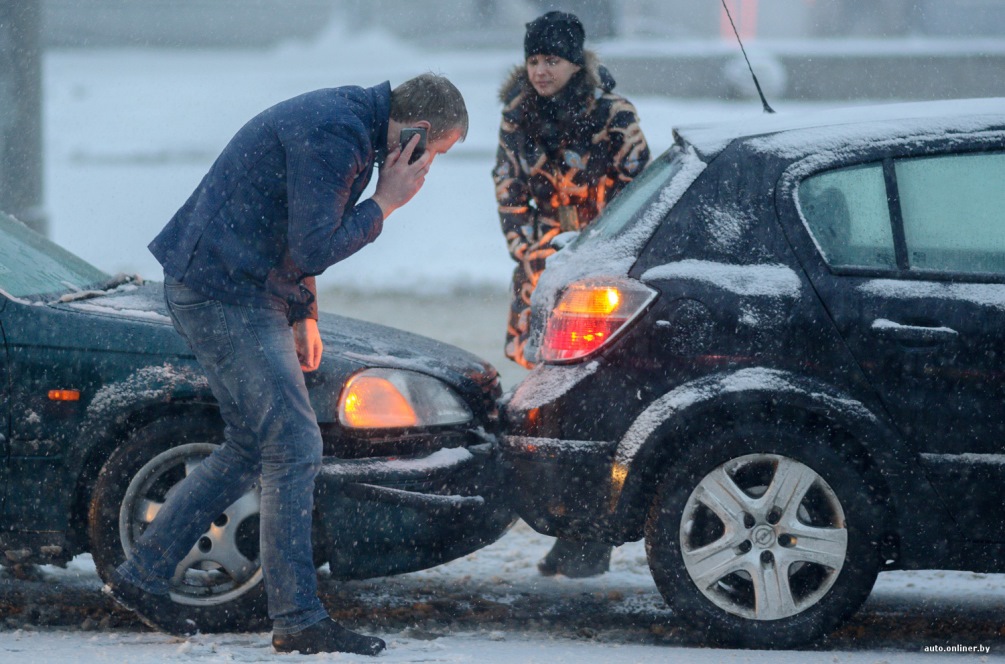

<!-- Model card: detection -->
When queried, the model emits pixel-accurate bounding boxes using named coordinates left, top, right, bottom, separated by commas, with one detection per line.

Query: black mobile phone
left=399, top=127, right=427, bottom=164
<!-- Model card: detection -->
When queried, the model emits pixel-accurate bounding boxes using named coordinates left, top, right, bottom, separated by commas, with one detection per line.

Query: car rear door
left=779, top=139, right=1005, bottom=540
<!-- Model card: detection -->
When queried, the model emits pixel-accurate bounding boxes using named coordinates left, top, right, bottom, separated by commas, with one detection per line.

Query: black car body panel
left=0, top=217, right=513, bottom=574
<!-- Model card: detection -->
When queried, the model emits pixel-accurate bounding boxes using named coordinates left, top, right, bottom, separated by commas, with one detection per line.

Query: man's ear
left=414, top=120, right=431, bottom=131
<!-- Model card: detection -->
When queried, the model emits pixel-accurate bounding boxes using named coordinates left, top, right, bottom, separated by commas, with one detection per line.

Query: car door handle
left=870, top=318, right=959, bottom=344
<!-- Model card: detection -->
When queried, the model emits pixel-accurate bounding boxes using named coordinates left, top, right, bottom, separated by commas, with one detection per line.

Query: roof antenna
left=720, top=0, right=775, bottom=114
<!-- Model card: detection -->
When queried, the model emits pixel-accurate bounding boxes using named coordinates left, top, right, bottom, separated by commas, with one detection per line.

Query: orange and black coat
left=493, top=52, right=650, bottom=367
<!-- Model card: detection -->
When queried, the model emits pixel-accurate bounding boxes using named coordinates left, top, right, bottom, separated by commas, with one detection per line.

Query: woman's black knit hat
left=524, top=11, right=586, bottom=66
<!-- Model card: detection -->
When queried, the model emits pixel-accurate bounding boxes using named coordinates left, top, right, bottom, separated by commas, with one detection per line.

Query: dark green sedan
left=0, top=211, right=513, bottom=631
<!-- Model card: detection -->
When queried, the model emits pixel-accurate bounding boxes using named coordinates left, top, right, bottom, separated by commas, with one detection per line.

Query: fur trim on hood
left=498, top=50, right=615, bottom=104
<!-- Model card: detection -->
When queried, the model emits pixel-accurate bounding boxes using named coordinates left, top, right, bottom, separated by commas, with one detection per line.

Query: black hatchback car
left=501, top=98, right=1005, bottom=648
left=0, top=211, right=513, bottom=632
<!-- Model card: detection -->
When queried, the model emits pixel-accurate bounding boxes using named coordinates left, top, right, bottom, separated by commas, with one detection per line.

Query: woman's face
left=526, top=54, right=581, bottom=98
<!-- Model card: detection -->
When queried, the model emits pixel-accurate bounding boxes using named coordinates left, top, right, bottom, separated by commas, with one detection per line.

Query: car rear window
left=576, top=144, right=689, bottom=243
left=798, top=163, right=896, bottom=270
left=896, top=151, right=1005, bottom=275
left=0, top=213, right=109, bottom=298
left=799, top=150, right=1005, bottom=277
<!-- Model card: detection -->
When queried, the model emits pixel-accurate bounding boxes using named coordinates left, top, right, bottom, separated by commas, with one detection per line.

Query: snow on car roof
left=675, top=97, right=1005, bottom=160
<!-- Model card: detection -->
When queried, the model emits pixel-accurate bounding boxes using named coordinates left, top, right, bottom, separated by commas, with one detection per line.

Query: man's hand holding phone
left=372, top=126, right=432, bottom=219
left=399, top=127, right=427, bottom=163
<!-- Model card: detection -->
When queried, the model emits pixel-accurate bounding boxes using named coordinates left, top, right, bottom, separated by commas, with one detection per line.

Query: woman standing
left=493, top=11, right=650, bottom=577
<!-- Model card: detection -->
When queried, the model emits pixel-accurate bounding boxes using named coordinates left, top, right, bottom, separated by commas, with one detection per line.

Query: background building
left=38, top=0, right=1005, bottom=49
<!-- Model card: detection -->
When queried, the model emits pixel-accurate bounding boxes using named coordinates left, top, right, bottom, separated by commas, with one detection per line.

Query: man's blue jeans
left=114, top=275, right=329, bottom=635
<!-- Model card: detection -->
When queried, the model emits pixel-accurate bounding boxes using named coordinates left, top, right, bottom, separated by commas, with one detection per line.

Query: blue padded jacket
left=149, top=82, right=391, bottom=321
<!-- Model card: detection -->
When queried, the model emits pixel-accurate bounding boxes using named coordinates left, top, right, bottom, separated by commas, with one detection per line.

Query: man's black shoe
left=273, top=618, right=386, bottom=656
left=102, top=575, right=197, bottom=637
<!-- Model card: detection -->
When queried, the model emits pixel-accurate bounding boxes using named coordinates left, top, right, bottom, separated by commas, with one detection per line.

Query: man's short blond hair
left=390, top=73, right=468, bottom=141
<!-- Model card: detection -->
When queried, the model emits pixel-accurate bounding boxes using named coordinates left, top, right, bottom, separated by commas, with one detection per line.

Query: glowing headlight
left=338, top=368, right=472, bottom=429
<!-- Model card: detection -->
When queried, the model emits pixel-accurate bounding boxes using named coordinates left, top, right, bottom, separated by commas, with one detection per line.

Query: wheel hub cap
left=752, top=525, right=776, bottom=549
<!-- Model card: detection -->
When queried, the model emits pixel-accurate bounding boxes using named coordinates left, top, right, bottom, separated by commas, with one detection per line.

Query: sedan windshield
left=0, top=212, right=110, bottom=298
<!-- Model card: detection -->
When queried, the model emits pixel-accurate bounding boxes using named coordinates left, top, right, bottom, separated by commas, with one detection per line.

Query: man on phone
left=102, top=73, right=467, bottom=656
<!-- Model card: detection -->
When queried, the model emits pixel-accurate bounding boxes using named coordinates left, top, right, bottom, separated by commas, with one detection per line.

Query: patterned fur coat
left=493, top=51, right=650, bottom=367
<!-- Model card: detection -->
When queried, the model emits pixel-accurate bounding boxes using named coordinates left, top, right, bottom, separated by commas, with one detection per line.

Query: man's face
left=425, top=128, right=463, bottom=164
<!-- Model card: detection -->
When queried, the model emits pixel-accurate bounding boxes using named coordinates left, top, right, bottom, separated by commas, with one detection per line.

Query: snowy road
left=3, top=521, right=1005, bottom=662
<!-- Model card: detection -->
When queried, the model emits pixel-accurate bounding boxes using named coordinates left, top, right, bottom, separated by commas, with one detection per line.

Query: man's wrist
left=370, top=194, right=394, bottom=219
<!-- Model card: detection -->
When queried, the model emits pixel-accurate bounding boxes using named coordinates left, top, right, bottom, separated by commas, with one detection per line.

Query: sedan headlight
left=338, top=368, right=472, bottom=429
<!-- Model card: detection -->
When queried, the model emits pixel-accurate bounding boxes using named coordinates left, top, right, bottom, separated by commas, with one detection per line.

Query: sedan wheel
left=89, top=415, right=268, bottom=633
left=680, top=453, right=847, bottom=621
left=118, top=442, right=263, bottom=607
left=645, top=421, right=881, bottom=649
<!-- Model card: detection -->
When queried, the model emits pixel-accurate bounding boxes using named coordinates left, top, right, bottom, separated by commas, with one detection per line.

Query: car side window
left=896, top=151, right=1005, bottom=275
left=798, top=163, right=896, bottom=270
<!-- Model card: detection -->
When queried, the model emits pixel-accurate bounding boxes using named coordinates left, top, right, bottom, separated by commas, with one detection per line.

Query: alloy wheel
left=679, top=453, right=848, bottom=620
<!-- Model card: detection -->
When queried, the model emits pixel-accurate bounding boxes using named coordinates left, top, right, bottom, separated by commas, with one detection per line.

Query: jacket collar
left=370, top=81, right=392, bottom=165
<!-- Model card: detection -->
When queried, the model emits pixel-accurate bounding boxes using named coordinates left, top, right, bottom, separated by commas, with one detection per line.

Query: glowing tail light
left=540, top=278, right=656, bottom=363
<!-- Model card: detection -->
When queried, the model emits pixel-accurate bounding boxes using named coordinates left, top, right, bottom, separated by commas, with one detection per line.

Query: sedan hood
left=315, top=312, right=499, bottom=400
left=57, top=281, right=498, bottom=397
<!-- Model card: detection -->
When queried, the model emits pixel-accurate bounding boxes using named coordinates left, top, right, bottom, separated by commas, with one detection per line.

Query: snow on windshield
left=0, top=212, right=109, bottom=298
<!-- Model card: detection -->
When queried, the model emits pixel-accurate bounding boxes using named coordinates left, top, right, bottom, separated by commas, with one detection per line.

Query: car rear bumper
left=314, top=430, right=515, bottom=578
left=500, top=434, right=623, bottom=542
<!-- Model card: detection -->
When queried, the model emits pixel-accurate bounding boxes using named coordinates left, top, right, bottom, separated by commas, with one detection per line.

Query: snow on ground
left=11, top=10, right=1005, bottom=663
left=4, top=522, right=1005, bottom=661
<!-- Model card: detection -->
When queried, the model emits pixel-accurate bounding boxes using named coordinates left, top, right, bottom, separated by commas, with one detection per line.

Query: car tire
left=88, top=414, right=268, bottom=633
left=645, top=420, right=881, bottom=649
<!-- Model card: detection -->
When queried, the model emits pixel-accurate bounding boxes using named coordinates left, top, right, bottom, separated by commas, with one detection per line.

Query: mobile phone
left=399, top=127, right=427, bottom=164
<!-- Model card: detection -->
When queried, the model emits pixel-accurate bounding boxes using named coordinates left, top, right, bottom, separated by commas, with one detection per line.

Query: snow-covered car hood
left=55, top=280, right=497, bottom=396
left=57, top=281, right=173, bottom=325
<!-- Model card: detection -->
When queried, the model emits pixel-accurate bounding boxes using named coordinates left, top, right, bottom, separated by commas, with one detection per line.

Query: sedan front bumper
left=314, top=432, right=515, bottom=579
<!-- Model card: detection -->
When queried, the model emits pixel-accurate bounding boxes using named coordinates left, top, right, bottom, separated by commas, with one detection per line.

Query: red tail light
left=540, top=278, right=656, bottom=363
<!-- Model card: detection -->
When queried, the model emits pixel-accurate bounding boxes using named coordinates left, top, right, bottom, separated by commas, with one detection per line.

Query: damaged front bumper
left=314, top=429, right=515, bottom=579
